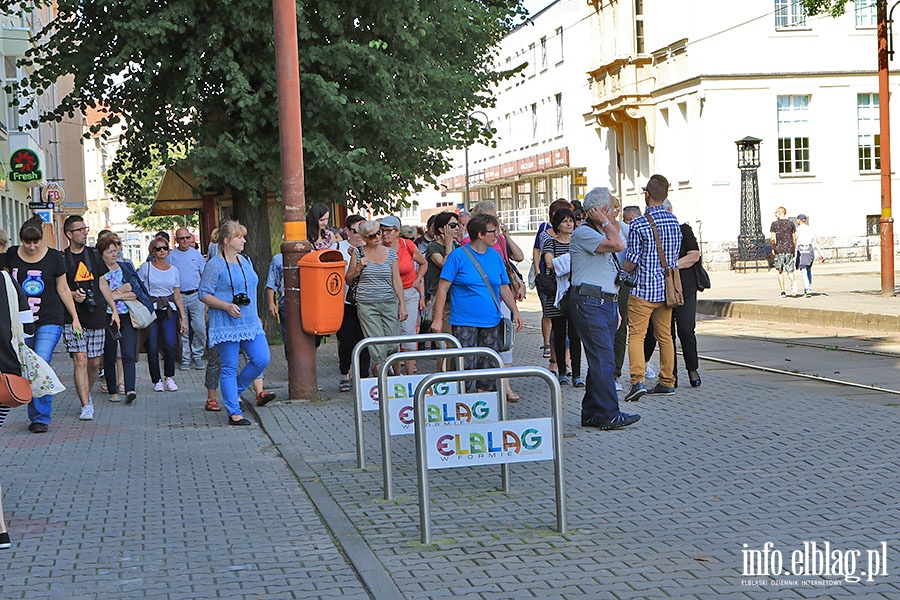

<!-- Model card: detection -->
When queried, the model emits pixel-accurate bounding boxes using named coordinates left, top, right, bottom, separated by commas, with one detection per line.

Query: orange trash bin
left=297, top=249, right=347, bottom=335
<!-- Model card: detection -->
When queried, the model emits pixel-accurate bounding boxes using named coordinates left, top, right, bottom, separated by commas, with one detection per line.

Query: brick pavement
left=253, top=308, right=900, bottom=599
left=3, top=303, right=900, bottom=598
left=0, top=347, right=368, bottom=599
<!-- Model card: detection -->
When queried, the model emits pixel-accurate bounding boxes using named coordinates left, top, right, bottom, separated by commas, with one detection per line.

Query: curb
left=697, top=298, right=900, bottom=332
left=244, top=397, right=404, bottom=600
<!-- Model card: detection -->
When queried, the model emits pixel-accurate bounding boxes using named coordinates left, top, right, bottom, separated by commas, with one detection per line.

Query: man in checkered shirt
left=620, top=174, right=682, bottom=402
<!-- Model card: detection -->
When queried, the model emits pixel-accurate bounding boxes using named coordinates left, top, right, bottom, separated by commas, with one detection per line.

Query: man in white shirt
left=168, top=228, right=206, bottom=370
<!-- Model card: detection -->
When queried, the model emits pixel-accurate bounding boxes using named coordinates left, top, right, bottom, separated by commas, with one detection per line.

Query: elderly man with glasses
left=168, top=228, right=207, bottom=370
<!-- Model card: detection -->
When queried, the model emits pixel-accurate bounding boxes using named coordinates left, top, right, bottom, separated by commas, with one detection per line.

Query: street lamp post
left=735, top=136, right=766, bottom=263
left=464, top=111, right=490, bottom=208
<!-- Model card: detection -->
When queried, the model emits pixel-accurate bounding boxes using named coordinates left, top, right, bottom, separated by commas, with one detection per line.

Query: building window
left=775, top=0, right=807, bottom=29
left=528, top=43, right=536, bottom=78
left=555, top=93, right=563, bottom=135
left=555, top=27, right=564, bottom=64
left=858, top=93, right=880, bottom=173
left=540, top=37, right=548, bottom=71
left=855, top=1, right=878, bottom=28
left=777, top=95, right=811, bottom=175
left=531, top=103, right=538, bottom=141
left=635, top=0, right=645, bottom=53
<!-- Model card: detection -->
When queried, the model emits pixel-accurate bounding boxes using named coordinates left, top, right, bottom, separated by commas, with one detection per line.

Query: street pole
left=878, top=0, right=896, bottom=296
left=464, top=145, right=470, bottom=208
left=273, top=0, right=318, bottom=399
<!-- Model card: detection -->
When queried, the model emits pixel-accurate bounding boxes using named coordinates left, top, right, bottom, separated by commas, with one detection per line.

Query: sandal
left=118, top=383, right=125, bottom=394
left=99, top=380, right=108, bottom=393
left=541, top=345, right=551, bottom=359
left=339, top=380, right=351, bottom=393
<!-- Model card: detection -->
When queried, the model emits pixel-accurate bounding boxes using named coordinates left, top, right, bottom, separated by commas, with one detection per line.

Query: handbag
left=645, top=213, right=684, bottom=307
left=501, top=237, right=523, bottom=299
left=0, top=372, right=32, bottom=408
left=347, top=247, right=364, bottom=304
left=2, top=271, right=65, bottom=400
left=461, top=246, right=514, bottom=353
left=695, top=257, right=711, bottom=292
left=534, top=271, right=557, bottom=297
left=124, top=298, right=156, bottom=329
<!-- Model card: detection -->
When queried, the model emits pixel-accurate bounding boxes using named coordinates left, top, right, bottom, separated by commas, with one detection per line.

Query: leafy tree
left=798, top=1, right=852, bottom=17
left=1, top=0, right=524, bottom=331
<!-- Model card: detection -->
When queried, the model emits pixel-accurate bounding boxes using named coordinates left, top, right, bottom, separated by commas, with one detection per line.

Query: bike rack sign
left=390, top=392, right=498, bottom=437
left=357, top=375, right=460, bottom=412
left=425, top=417, right=553, bottom=469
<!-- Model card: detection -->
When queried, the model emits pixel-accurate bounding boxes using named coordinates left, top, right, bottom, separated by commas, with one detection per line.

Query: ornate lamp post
left=736, top=136, right=766, bottom=262
left=464, top=111, right=490, bottom=208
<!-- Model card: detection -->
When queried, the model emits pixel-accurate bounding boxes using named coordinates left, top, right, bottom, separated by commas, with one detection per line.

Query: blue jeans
left=104, top=314, right=137, bottom=394
left=218, top=333, right=271, bottom=417
left=569, top=293, right=620, bottom=421
left=26, top=324, right=63, bottom=425
left=147, top=310, right=178, bottom=382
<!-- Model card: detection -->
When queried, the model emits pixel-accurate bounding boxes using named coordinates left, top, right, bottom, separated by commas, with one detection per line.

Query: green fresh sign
left=9, top=148, right=42, bottom=182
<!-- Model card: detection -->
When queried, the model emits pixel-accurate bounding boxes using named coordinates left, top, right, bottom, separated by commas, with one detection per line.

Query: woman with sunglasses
left=5, top=216, right=81, bottom=433
left=424, top=212, right=460, bottom=342
left=138, top=237, right=187, bottom=393
left=199, top=220, right=270, bottom=426
left=346, top=220, right=407, bottom=376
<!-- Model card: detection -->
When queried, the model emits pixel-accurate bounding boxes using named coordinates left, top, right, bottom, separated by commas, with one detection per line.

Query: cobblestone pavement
left=0, top=347, right=368, bottom=599
left=255, top=310, right=900, bottom=600
left=3, top=306, right=899, bottom=599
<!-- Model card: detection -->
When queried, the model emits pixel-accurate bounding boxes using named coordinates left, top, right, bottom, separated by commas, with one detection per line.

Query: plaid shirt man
left=625, top=205, right=682, bottom=303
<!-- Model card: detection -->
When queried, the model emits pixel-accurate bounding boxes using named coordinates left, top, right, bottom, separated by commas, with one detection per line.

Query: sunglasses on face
left=154, top=246, right=169, bottom=252
left=349, top=228, right=359, bottom=234
left=176, top=235, right=192, bottom=241
left=485, top=229, right=497, bottom=234
left=68, top=226, right=88, bottom=234
left=447, top=222, right=459, bottom=229
left=366, top=232, right=381, bottom=240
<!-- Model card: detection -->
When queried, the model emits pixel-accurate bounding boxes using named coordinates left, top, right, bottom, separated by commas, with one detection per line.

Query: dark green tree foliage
left=799, top=0, right=851, bottom=17
left=2, top=0, right=526, bottom=214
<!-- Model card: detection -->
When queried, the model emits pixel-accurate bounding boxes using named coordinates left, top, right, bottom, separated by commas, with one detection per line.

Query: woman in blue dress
left=199, top=220, right=270, bottom=426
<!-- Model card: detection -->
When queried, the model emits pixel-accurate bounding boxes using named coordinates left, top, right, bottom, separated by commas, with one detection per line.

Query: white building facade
left=435, top=0, right=897, bottom=269
left=587, top=0, right=894, bottom=265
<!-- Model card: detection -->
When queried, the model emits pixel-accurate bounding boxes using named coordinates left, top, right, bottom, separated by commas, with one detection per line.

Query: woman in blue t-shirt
left=432, top=213, right=523, bottom=392
left=199, top=220, right=270, bottom=426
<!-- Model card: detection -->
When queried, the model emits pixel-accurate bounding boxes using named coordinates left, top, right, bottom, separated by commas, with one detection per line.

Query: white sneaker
left=164, top=377, right=178, bottom=392
left=154, top=380, right=165, bottom=392
left=79, top=405, right=94, bottom=421
left=615, top=381, right=624, bottom=392
left=645, top=364, right=657, bottom=379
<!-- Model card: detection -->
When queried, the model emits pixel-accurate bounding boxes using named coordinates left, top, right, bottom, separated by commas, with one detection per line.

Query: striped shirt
left=355, top=247, right=398, bottom=304
left=625, top=206, right=682, bottom=303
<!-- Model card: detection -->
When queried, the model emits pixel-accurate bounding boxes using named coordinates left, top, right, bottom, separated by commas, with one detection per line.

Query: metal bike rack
left=351, top=333, right=461, bottom=469
left=413, top=366, right=565, bottom=544
left=379, top=347, right=505, bottom=500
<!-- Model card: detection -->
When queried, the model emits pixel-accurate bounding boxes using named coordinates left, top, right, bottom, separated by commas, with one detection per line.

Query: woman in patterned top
left=346, top=220, right=407, bottom=376
left=307, top=203, right=338, bottom=250
left=98, top=235, right=137, bottom=403
left=199, top=220, right=270, bottom=426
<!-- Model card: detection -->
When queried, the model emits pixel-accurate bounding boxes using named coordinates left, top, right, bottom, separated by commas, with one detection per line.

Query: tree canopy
left=2, top=0, right=526, bottom=214
left=798, top=1, right=852, bottom=17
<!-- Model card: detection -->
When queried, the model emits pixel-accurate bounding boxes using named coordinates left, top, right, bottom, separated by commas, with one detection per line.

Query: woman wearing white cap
left=380, top=215, right=426, bottom=375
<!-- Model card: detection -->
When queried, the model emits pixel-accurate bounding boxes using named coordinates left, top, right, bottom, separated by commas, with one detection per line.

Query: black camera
left=232, top=293, right=251, bottom=307
left=615, top=269, right=638, bottom=289
left=84, top=287, right=97, bottom=311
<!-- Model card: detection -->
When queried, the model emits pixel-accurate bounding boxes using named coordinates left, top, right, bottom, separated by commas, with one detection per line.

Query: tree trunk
left=232, top=190, right=279, bottom=340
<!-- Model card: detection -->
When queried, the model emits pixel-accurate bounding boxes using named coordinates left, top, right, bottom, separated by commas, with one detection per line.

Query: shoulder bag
left=645, top=213, right=684, bottom=307
left=2, top=271, right=66, bottom=406
left=461, top=246, right=514, bottom=352
left=501, top=237, right=523, bottom=299
left=347, top=246, right=365, bottom=305
left=695, top=255, right=711, bottom=292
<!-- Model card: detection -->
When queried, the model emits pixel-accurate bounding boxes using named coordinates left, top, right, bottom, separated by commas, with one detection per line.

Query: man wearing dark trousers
left=569, top=187, right=640, bottom=430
